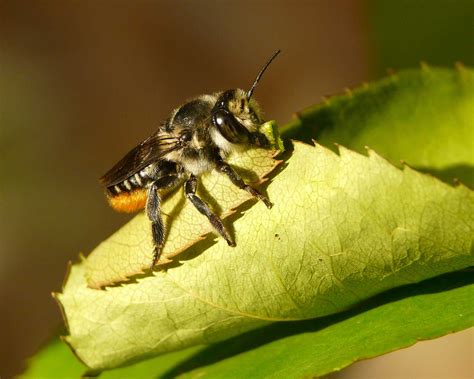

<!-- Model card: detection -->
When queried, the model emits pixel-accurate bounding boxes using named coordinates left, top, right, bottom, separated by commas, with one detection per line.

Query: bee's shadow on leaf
left=164, top=196, right=258, bottom=269
left=233, top=165, right=261, bottom=183
left=162, top=190, right=186, bottom=246
left=196, top=181, right=224, bottom=214
left=163, top=161, right=288, bottom=269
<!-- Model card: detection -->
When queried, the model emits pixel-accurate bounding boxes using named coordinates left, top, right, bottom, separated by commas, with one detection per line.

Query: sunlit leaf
left=56, top=141, right=473, bottom=371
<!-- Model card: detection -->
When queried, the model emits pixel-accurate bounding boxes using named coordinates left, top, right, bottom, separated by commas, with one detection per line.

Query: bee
left=100, top=50, right=280, bottom=269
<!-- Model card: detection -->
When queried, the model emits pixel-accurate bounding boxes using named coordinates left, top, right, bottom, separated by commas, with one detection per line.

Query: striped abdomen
left=106, top=168, right=152, bottom=213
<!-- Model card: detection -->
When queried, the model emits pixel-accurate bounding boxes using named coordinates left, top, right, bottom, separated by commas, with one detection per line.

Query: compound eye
left=215, top=114, right=226, bottom=127
left=212, top=110, right=248, bottom=144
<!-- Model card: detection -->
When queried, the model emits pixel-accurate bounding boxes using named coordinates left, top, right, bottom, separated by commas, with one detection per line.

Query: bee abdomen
left=106, top=188, right=148, bottom=213
left=105, top=168, right=152, bottom=213
left=107, top=168, right=151, bottom=195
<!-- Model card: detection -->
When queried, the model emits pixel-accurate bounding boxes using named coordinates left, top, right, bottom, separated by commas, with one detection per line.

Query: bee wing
left=100, top=133, right=182, bottom=187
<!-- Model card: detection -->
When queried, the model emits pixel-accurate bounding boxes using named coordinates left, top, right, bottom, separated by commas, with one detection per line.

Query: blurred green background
left=0, top=0, right=472, bottom=377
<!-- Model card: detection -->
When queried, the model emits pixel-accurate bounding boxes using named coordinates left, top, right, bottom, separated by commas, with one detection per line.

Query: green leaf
left=281, top=67, right=474, bottom=187
left=23, top=271, right=474, bottom=378
left=56, top=141, right=474, bottom=371
left=20, top=336, right=86, bottom=378
left=158, top=272, right=474, bottom=379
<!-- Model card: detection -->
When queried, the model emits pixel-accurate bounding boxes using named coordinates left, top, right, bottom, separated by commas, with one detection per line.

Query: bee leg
left=146, top=183, right=165, bottom=270
left=184, top=175, right=235, bottom=246
left=146, top=175, right=181, bottom=269
left=217, top=162, right=272, bottom=209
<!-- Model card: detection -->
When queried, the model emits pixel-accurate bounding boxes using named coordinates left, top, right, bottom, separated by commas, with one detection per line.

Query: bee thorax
left=182, top=157, right=215, bottom=176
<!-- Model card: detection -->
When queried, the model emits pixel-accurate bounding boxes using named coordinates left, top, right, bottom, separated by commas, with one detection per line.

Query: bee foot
left=260, top=196, right=273, bottom=209
left=150, top=246, right=162, bottom=271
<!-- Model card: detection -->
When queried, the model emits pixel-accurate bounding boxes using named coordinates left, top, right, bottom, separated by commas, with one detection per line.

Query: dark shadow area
left=414, top=164, right=474, bottom=189
left=230, top=165, right=262, bottom=183
left=196, top=180, right=225, bottom=214
left=162, top=188, right=186, bottom=243
left=156, top=270, right=473, bottom=379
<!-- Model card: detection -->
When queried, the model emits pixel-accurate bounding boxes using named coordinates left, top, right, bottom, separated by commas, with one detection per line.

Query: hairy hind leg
left=146, top=175, right=181, bottom=269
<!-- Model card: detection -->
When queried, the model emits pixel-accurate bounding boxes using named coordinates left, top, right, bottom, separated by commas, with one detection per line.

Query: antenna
left=247, top=50, right=281, bottom=99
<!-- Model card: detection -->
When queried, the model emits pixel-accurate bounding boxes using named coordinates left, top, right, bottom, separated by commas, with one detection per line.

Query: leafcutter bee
left=100, top=50, right=280, bottom=269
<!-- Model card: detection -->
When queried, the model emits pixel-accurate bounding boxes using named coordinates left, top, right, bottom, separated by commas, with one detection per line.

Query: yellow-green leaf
left=57, top=142, right=473, bottom=371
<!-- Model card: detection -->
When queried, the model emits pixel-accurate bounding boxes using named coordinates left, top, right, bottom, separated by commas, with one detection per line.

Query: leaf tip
left=451, top=177, right=471, bottom=190
left=364, top=146, right=379, bottom=158
left=301, top=139, right=329, bottom=156
left=86, top=282, right=102, bottom=290
left=454, top=182, right=471, bottom=191
left=60, top=260, right=73, bottom=291
left=338, top=143, right=362, bottom=159
left=365, top=147, right=389, bottom=163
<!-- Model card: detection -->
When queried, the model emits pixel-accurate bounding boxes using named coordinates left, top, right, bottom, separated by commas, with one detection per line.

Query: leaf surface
left=57, top=141, right=474, bottom=370
left=24, top=272, right=473, bottom=378
left=282, top=67, right=474, bottom=186
left=163, top=272, right=474, bottom=379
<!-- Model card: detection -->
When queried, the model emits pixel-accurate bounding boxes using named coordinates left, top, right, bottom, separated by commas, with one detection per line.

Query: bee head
left=211, top=50, right=280, bottom=149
